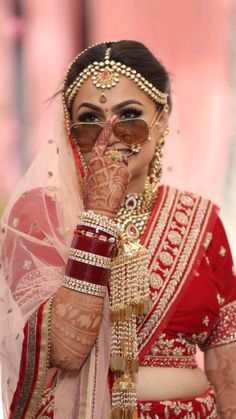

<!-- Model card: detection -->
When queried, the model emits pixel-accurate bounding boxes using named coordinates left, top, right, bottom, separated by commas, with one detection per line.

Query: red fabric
left=71, top=232, right=115, bottom=256
left=167, top=216, right=236, bottom=337
left=138, top=186, right=219, bottom=361
left=137, top=385, right=218, bottom=418
left=65, top=258, right=110, bottom=284
left=141, top=214, right=236, bottom=365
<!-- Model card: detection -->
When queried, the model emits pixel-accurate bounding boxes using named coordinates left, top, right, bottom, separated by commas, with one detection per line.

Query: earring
left=162, top=124, right=170, bottom=137
left=144, top=125, right=170, bottom=201
left=130, top=144, right=141, bottom=154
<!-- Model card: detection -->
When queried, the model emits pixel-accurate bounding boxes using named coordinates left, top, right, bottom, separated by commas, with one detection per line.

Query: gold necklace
left=116, top=188, right=158, bottom=240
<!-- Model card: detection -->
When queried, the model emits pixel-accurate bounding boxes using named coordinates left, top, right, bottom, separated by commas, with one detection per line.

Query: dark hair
left=64, top=40, right=172, bottom=112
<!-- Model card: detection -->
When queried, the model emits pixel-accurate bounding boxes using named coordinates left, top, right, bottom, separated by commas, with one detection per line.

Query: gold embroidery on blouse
left=205, top=256, right=210, bottom=265
left=201, top=300, right=236, bottom=350
left=149, top=272, right=163, bottom=289
left=203, top=232, right=212, bottom=250
left=219, top=245, right=226, bottom=257
left=180, top=195, right=194, bottom=207
left=217, top=293, right=225, bottom=306
left=202, top=315, right=210, bottom=326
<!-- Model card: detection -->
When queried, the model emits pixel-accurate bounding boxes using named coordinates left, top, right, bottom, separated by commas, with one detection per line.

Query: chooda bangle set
left=63, top=209, right=151, bottom=418
left=63, top=210, right=120, bottom=297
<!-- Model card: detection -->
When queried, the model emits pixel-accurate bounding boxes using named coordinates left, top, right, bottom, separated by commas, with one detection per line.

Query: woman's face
left=71, top=76, right=168, bottom=193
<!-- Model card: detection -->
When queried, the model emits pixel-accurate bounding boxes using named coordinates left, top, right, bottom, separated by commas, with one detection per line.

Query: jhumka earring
left=144, top=124, right=170, bottom=200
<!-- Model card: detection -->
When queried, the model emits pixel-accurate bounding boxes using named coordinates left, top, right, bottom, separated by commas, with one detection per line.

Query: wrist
left=62, top=211, right=122, bottom=297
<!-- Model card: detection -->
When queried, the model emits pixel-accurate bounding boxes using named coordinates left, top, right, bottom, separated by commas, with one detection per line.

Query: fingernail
left=109, top=115, right=117, bottom=124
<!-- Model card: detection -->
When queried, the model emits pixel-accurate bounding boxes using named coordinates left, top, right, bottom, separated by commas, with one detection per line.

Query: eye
left=119, top=107, right=143, bottom=120
left=77, top=112, right=101, bottom=123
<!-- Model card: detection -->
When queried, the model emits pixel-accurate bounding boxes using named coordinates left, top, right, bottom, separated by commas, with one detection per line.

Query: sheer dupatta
left=0, top=108, right=111, bottom=418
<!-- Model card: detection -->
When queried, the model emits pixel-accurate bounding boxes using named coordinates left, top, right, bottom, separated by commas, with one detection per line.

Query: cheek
left=128, top=141, right=156, bottom=172
left=140, top=141, right=156, bottom=164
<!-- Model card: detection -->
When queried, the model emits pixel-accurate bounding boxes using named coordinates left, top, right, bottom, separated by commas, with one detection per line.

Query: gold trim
left=201, top=300, right=236, bottom=350
left=77, top=355, right=91, bottom=419
left=28, top=298, right=54, bottom=417
left=11, top=298, right=53, bottom=419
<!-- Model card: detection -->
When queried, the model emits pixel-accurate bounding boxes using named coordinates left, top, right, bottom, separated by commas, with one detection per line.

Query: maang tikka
left=63, top=43, right=169, bottom=118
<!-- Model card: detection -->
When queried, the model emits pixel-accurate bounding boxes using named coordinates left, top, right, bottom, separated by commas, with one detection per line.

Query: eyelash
left=77, top=107, right=143, bottom=123
left=77, top=112, right=101, bottom=123
left=119, top=107, right=143, bottom=119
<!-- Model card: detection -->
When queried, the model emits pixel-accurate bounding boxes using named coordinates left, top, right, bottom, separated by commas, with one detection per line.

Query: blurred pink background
left=0, top=1, right=236, bottom=406
left=1, top=0, right=236, bottom=203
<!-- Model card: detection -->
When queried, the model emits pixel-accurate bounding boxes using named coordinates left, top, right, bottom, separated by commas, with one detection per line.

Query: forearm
left=49, top=211, right=119, bottom=372
left=205, top=343, right=236, bottom=418
left=50, top=286, right=104, bottom=371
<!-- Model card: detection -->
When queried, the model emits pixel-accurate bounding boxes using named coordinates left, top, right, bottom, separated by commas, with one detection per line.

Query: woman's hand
left=83, top=122, right=131, bottom=218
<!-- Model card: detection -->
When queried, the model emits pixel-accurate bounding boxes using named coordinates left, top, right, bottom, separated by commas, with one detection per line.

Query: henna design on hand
left=84, top=124, right=130, bottom=217
left=50, top=288, right=104, bottom=371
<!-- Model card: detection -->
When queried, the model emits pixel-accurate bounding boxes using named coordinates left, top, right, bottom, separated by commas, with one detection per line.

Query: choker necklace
left=115, top=188, right=158, bottom=240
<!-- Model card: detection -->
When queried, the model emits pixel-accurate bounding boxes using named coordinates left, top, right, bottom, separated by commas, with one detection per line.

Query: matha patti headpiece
left=63, top=42, right=169, bottom=118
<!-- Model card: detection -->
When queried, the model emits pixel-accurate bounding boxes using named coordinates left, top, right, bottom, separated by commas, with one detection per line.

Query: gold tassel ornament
left=109, top=237, right=151, bottom=419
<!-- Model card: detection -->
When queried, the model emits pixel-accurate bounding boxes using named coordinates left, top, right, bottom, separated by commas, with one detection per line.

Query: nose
left=107, top=130, right=120, bottom=146
left=106, top=115, right=120, bottom=146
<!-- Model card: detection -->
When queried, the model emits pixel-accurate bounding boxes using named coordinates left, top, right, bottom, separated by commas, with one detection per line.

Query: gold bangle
left=63, top=276, right=106, bottom=297
left=80, top=210, right=123, bottom=238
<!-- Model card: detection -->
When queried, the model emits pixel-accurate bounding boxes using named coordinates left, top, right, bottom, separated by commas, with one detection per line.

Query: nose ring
left=104, top=149, right=124, bottom=162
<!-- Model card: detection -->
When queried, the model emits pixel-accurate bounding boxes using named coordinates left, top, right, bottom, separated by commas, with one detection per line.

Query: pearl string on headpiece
left=63, top=41, right=169, bottom=116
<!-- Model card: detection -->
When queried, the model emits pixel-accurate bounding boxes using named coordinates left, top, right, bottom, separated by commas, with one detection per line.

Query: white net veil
left=0, top=99, right=112, bottom=418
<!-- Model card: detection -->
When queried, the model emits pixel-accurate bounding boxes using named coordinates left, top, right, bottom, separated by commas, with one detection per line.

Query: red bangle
left=65, top=259, right=110, bottom=286
left=71, top=233, right=117, bottom=258
left=74, top=225, right=117, bottom=247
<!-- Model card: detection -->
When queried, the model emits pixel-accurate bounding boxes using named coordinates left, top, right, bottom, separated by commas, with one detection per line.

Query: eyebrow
left=76, top=100, right=144, bottom=113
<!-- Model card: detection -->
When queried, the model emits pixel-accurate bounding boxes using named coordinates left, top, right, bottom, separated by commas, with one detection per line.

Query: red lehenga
left=2, top=185, right=236, bottom=419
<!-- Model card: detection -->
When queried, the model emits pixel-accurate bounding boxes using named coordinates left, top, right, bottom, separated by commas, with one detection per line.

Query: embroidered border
left=201, top=300, right=236, bottom=350
left=9, top=298, right=53, bottom=419
left=137, top=186, right=217, bottom=359
left=140, top=355, right=197, bottom=369
left=138, top=384, right=218, bottom=418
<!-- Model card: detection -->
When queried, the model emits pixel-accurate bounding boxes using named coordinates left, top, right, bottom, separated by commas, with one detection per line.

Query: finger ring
left=104, top=149, right=124, bottom=162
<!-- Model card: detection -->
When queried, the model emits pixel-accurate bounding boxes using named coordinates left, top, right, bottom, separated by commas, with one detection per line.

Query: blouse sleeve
left=201, top=215, right=236, bottom=351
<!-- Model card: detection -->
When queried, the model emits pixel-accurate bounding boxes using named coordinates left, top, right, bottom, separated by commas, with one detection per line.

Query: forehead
left=72, top=75, right=155, bottom=113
